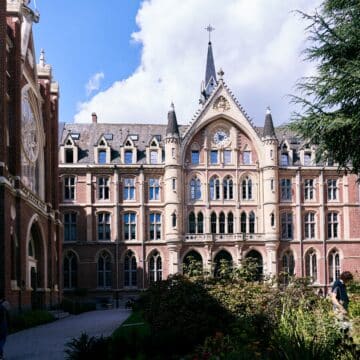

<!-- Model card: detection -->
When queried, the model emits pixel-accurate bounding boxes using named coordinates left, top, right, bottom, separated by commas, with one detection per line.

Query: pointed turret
left=263, top=107, right=276, bottom=139
left=166, top=103, right=179, bottom=137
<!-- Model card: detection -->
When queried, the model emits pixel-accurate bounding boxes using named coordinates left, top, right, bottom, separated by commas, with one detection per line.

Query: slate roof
left=166, top=106, right=180, bottom=136
left=263, top=112, right=276, bottom=138
left=205, top=41, right=217, bottom=88
left=60, top=123, right=188, bottom=164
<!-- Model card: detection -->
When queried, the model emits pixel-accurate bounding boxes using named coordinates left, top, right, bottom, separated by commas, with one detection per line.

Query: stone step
left=49, top=310, right=70, bottom=319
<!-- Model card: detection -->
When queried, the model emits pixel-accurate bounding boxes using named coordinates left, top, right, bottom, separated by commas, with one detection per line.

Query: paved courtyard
left=4, top=308, right=131, bottom=360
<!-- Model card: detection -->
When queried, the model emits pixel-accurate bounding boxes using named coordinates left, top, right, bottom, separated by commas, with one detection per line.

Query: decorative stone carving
left=213, top=95, right=230, bottom=112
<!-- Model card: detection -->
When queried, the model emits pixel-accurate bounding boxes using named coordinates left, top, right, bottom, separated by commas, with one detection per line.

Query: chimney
left=91, top=112, right=97, bottom=124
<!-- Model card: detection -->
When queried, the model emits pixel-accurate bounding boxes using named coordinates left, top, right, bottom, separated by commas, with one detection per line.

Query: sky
left=31, top=0, right=322, bottom=127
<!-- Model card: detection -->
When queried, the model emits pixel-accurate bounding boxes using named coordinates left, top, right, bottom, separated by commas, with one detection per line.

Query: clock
left=213, top=129, right=229, bottom=146
left=21, top=91, right=39, bottom=163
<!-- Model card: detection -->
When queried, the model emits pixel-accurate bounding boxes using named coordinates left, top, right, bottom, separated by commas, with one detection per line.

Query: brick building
left=59, top=39, right=360, bottom=300
left=0, top=0, right=61, bottom=310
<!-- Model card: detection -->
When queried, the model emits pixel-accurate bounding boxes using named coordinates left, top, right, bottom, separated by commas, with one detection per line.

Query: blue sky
left=31, top=0, right=321, bottom=126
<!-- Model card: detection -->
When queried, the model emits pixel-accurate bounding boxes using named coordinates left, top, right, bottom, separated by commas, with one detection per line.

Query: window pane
left=243, top=151, right=251, bottom=165
left=224, top=150, right=231, bottom=164
left=191, top=150, right=199, bottom=164
left=98, top=150, right=106, bottom=164
left=210, top=150, right=218, bottom=164
left=150, top=151, right=158, bottom=164
left=125, top=150, right=133, bottom=164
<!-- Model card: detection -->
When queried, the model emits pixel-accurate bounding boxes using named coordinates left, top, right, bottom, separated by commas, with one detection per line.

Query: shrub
left=65, top=333, right=109, bottom=360
left=9, top=310, right=55, bottom=333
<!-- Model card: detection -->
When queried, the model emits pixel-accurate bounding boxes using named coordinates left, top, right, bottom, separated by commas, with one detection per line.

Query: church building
left=59, top=33, right=360, bottom=300
left=0, top=0, right=61, bottom=310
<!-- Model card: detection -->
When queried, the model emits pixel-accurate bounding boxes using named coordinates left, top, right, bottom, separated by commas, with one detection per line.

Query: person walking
left=0, top=299, right=10, bottom=360
left=331, top=271, right=353, bottom=315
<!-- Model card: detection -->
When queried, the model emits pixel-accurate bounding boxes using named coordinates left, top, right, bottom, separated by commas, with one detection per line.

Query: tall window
left=190, top=178, right=201, bottom=200
left=219, top=212, right=225, bottom=234
left=172, top=213, right=177, bottom=228
left=304, top=212, right=315, bottom=239
left=188, top=212, right=196, bottom=233
left=64, top=176, right=76, bottom=200
left=197, top=212, right=204, bottom=233
left=63, top=251, right=77, bottom=289
left=281, top=144, right=289, bottom=166
left=241, top=212, right=247, bottom=233
left=223, top=176, right=233, bottom=200
left=305, top=250, right=317, bottom=283
left=281, top=212, right=293, bottom=240
left=149, top=178, right=160, bottom=200
left=98, top=150, right=106, bottom=164
left=98, top=251, right=112, bottom=288
left=282, top=251, right=295, bottom=276
left=65, top=148, right=74, bottom=163
left=224, top=150, right=232, bottom=165
left=243, top=151, right=252, bottom=165
left=149, top=251, right=162, bottom=282
left=124, top=150, right=133, bottom=164
left=242, top=177, right=252, bottom=200
left=98, top=212, right=111, bottom=241
left=191, top=150, right=199, bottom=164
left=329, top=250, right=340, bottom=283
left=210, top=177, right=220, bottom=200
left=98, top=177, right=110, bottom=200
left=124, top=213, right=136, bottom=240
left=228, top=212, right=234, bottom=234
left=304, top=179, right=314, bottom=200
left=280, top=179, right=292, bottom=201
left=64, top=212, right=77, bottom=242
left=249, top=211, right=255, bottom=234
left=210, top=212, right=217, bottom=233
left=328, top=212, right=338, bottom=239
left=124, top=251, right=137, bottom=287
left=123, top=178, right=135, bottom=200
left=327, top=179, right=337, bottom=200
left=150, top=150, right=158, bottom=164
left=210, top=150, right=218, bottom=164
left=150, top=213, right=161, bottom=240
left=304, top=152, right=312, bottom=166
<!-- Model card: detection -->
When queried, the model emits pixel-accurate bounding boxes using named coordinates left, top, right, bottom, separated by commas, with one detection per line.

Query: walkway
left=5, top=308, right=131, bottom=360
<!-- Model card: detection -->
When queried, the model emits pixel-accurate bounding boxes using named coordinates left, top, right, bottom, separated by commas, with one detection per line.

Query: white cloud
left=74, top=0, right=322, bottom=126
left=85, top=72, right=104, bottom=96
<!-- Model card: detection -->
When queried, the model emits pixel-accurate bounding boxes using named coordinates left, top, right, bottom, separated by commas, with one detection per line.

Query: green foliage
left=135, top=274, right=233, bottom=357
left=65, top=333, right=109, bottom=360
left=9, top=310, right=55, bottom=333
left=61, top=298, right=96, bottom=315
left=182, top=255, right=204, bottom=279
left=290, top=0, right=360, bottom=173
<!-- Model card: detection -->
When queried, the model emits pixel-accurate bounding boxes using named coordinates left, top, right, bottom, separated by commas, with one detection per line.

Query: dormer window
left=95, top=135, right=111, bottom=164
left=304, top=152, right=312, bottom=166
left=280, top=143, right=289, bottom=166
left=62, top=133, right=78, bottom=164
left=150, top=151, right=158, bottom=164
left=147, top=136, right=161, bottom=164
left=125, top=150, right=133, bottom=164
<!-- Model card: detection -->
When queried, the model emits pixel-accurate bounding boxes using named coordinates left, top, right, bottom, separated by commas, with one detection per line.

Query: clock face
left=21, top=91, right=39, bottom=163
left=213, top=129, right=229, bottom=146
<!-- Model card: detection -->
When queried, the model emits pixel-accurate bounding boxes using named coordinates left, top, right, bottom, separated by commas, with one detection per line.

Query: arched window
left=63, top=251, right=78, bottom=289
left=97, top=212, right=111, bottom=241
left=329, top=250, right=340, bottom=283
left=282, top=251, right=295, bottom=276
left=197, top=212, right=204, bottom=234
left=124, top=212, right=136, bottom=240
left=210, top=176, right=220, bottom=200
left=223, top=176, right=233, bottom=200
left=228, top=212, right=234, bottom=234
left=189, top=212, right=196, bottom=234
left=172, top=213, right=177, bottom=228
left=150, top=213, right=161, bottom=240
left=211, top=212, right=217, bottom=234
left=305, top=249, right=317, bottom=283
left=304, top=212, right=315, bottom=239
left=98, top=251, right=112, bottom=288
left=249, top=211, right=255, bottom=234
left=270, top=213, right=275, bottom=227
left=281, top=212, right=293, bottom=240
left=328, top=212, right=338, bottom=239
left=190, top=178, right=201, bottom=200
left=241, top=212, right=247, bottom=233
left=219, top=212, right=225, bottom=234
left=124, top=251, right=137, bottom=287
left=149, top=251, right=162, bottom=282
left=242, top=177, right=252, bottom=200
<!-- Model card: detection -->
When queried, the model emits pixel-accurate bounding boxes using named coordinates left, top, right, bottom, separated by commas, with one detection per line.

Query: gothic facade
left=0, top=0, right=61, bottom=310
left=59, top=41, right=360, bottom=300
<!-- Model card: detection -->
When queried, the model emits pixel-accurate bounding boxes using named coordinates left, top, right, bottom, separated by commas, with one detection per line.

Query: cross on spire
left=205, top=24, right=215, bottom=43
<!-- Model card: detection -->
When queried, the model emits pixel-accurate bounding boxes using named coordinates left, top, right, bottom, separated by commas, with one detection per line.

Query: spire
left=263, top=106, right=277, bottom=139
left=200, top=25, right=217, bottom=103
left=166, top=102, right=179, bottom=136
